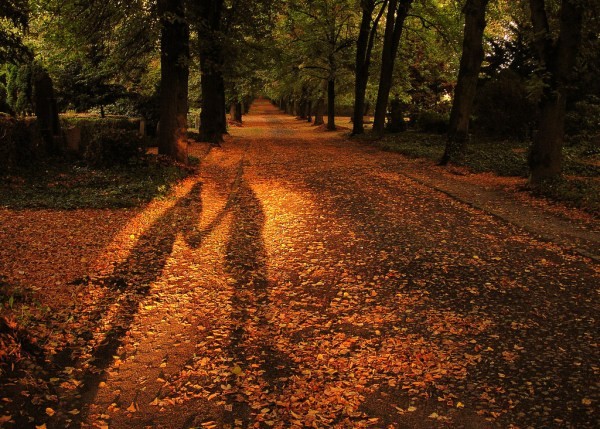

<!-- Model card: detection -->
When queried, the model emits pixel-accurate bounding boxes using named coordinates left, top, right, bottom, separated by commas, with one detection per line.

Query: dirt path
left=1, top=99, right=598, bottom=429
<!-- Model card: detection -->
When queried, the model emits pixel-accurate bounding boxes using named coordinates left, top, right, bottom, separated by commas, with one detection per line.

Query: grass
left=362, top=129, right=600, bottom=214
left=0, top=155, right=196, bottom=210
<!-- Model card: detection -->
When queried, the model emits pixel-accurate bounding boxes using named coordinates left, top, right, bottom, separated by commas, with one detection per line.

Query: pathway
left=1, top=99, right=598, bottom=429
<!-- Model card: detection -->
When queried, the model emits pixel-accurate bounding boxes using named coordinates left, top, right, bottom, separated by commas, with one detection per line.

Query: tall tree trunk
left=199, top=55, right=226, bottom=143
left=440, top=0, right=489, bottom=165
left=327, top=79, right=336, bottom=130
left=198, top=0, right=226, bottom=144
left=352, top=0, right=387, bottom=135
left=33, top=68, right=61, bottom=156
left=314, top=97, right=325, bottom=125
left=234, top=102, right=242, bottom=122
left=306, top=100, right=312, bottom=122
left=158, top=0, right=189, bottom=163
left=528, top=0, right=584, bottom=184
left=372, top=0, right=413, bottom=135
left=298, top=99, right=307, bottom=119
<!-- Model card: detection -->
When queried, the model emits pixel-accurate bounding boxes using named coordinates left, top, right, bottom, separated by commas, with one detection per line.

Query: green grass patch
left=369, top=130, right=599, bottom=214
left=532, top=177, right=600, bottom=216
left=0, top=155, right=196, bottom=209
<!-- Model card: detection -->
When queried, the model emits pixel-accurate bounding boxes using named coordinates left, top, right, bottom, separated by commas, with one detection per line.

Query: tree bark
left=314, top=97, right=325, bottom=125
left=33, top=68, right=61, bottom=156
left=158, top=0, right=189, bottom=163
left=372, top=0, right=413, bottom=135
left=327, top=79, right=336, bottom=130
left=197, top=0, right=226, bottom=144
left=528, top=0, right=584, bottom=184
left=352, top=0, right=387, bottom=135
left=440, top=0, right=489, bottom=165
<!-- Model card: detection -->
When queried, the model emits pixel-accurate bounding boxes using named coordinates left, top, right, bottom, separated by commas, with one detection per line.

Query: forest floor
left=0, top=99, right=598, bottom=428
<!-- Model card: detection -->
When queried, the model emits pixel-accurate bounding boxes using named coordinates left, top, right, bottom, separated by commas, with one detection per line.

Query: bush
left=474, top=70, right=537, bottom=140
left=565, top=96, right=600, bottom=146
left=415, top=111, right=448, bottom=134
left=83, top=129, right=146, bottom=167
left=0, top=116, right=42, bottom=172
left=61, top=116, right=139, bottom=133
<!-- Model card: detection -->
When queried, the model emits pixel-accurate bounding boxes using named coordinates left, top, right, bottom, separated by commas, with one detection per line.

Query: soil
left=0, top=99, right=598, bottom=429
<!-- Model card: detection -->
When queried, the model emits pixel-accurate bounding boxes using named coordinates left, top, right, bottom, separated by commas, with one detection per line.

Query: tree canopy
left=0, top=0, right=597, bottom=180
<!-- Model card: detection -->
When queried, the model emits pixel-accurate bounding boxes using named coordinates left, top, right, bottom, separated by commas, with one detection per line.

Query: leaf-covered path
left=1, top=100, right=598, bottom=428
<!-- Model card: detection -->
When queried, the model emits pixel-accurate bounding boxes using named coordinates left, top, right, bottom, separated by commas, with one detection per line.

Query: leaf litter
left=0, top=100, right=598, bottom=428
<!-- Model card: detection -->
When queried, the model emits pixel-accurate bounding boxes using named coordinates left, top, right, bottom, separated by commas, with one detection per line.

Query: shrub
left=83, top=129, right=146, bottom=167
left=415, top=111, right=449, bottom=134
left=565, top=96, right=600, bottom=146
left=0, top=116, right=42, bottom=172
left=474, top=70, right=537, bottom=140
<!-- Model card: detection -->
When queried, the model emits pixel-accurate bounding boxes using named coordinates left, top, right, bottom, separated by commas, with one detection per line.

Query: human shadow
left=43, top=180, right=206, bottom=428
left=220, top=178, right=295, bottom=427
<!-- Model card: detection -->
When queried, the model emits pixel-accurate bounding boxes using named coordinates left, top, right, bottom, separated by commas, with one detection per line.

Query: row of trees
left=1, top=0, right=274, bottom=160
left=2, top=1, right=598, bottom=183
left=265, top=0, right=596, bottom=184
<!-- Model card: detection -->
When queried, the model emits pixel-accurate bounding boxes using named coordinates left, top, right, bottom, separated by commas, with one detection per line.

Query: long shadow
left=220, top=178, right=295, bottom=427
left=33, top=180, right=206, bottom=428
left=217, top=136, right=598, bottom=428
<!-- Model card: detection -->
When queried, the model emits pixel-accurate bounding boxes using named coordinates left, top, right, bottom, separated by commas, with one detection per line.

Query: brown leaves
left=0, top=101, right=598, bottom=428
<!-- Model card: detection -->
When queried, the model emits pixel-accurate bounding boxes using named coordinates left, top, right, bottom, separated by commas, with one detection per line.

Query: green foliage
left=60, top=116, right=146, bottom=165
left=474, top=70, right=537, bottom=140
left=0, top=156, right=195, bottom=209
left=82, top=129, right=146, bottom=167
left=378, top=130, right=446, bottom=159
left=530, top=176, right=600, bottom=216
left=415, top=110, right=448, bottom=134
left=0, top=0, right=31, bottom=63
left=5, top=64, right=32, bottom=115
left=0, top=116, right=42, bottom=172
left=565, top=96, right=600, bottom=145
left=29, top=0, right=158, bottom=113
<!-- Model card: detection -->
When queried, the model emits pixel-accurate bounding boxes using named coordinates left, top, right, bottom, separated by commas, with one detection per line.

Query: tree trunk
left=352, top=0, right=387, bottom=135
left=327, top=79, right=336, bottom=130
left=306, top=100, right=312, bottom=122
left=314, top=97, right=325, bottom=125
left=198, top=0, right=226, bottom=144
left=372, top=0, right=413, bottom=135
left=298, top=99, right=307, bottom=119
left=158, top=0, right=189, bottom=163
left=199, top=56, right=226, bottom=143
left=387, top=96, right=406, bottom=132
left=528, top=0, right=584, bottom=184
left=234, top=102, right=243, bottom=122
left=33, top=68, right=61, bottom=156
left=440, top=0, right=489, bottom=165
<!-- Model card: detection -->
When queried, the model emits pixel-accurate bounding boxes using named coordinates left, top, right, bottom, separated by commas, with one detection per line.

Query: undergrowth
left=0, top=155, right=197, bottom=210
left=360, top=130, right=599, bottom=214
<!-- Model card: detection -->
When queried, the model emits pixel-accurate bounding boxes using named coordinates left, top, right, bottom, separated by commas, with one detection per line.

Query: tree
left=372, top=0, right=413, bottom=135
left=527, top=0, right=585, bottom=184
left=287, top=0, right=356, bottom=131
left=193, top=0, right=227, bottom=144
left=352, top=0, right=388, bottom=135
left=158, top=0, right=189, bottom=163
left=0, top=0, right=31, bottom=63
left=440, top=0, right=490, bottom=165
left=29, top=0, right=156, bottom=115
